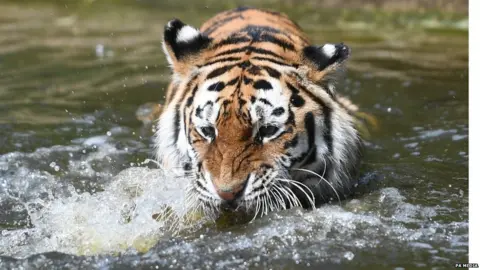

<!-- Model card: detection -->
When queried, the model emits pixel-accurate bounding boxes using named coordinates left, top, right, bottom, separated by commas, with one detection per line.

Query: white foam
left=0, top=167, right=192, bottom=258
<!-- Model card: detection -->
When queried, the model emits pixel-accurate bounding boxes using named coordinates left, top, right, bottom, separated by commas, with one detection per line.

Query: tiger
left=153, top=6, right=370, bottom=216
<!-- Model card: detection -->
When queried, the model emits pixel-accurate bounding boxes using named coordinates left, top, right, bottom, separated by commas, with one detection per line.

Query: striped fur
left=155, top=7, right=363, bottom=214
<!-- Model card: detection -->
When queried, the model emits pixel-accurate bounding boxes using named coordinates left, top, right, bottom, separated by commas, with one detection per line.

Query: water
left=0, top=1, right=468, bottom=269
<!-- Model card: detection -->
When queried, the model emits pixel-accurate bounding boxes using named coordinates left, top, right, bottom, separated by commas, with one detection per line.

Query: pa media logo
left=454, top=263, right=479, bottom=268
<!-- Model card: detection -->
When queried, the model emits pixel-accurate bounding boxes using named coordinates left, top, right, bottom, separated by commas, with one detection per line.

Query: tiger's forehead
left=191, top=65, right=291, bottom=126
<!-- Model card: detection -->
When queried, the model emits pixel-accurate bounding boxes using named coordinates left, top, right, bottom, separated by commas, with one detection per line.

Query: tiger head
left=155, top=15, right=363, bottom=214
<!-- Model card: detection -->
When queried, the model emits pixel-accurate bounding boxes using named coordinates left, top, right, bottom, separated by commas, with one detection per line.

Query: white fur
left=322, top=44, right=337, bottom=58
left=251, top=79, right=289, bottom=143
left=191, top=81, right=221, bottom=128
left=154, top=105, right=186, bottom=169
left=176, top=26, right=200, bottom=43
left=203, top=172, right=222, bottom=200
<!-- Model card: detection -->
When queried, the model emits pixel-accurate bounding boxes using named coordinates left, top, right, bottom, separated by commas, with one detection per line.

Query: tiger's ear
left=162, top=19, right=212, bottom=76
left=301, top=43, right=350, bottom=86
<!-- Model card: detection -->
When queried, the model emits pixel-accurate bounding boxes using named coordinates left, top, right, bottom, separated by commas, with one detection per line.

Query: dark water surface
left=0, top=1, right=468, bottom=269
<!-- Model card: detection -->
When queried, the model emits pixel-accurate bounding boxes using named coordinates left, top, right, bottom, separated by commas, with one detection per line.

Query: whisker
left=292, top=168, right=342, bottom=205
left=276, top=178, right=316, bottom=208
left=262, top=182, right=275, bottom=213
left=271, top=185, right=286, bottom=210
left=250, top=197, right=260, bottom=223
left=276, top=178, right=314, bottom=208
left=275, top=182, right=297, bottom=208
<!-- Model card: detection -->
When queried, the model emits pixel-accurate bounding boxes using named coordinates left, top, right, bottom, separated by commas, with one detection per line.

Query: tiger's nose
left=215, top=183, right=246, bottom=201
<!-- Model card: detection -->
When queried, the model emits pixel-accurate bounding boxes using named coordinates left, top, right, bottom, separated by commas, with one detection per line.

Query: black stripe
left=304, top=112, right=316, bottom=150
left=259, top=33, right=295, bottom=51
left=319, top=82, right=335, bottom=99
left=243, top=76, right=253, bottom=85
left=226, top=77, right=240, bottom=86
left=173, top=104, right=181, bottom=143
left=283, top=135, right=298, bottom=149
left=286, top=107, right=295, bottom=126
left=195, top=107, right=202, bottom=117
left=207, top=82, right=225, bottom=91
left=286, top=82, right=305, bottom=107
left=252, top=56, right=293, bottom=67
left=247, top=65, right=262, bottom=75
left=261, top=66, right=281, bottom=78
left=294, top=83, right=333, bottom=153
left=249, top=47, right=284, bottom=59
left=239, top=98, right=247, bottom=108
left=178, top=74, right=199, bottom=102
left=253, top=80, right=273, bottom=90
left=186, top=85, right=198, bottom=107
left=201, top=57, right=241, bottom=67
left=212, top=46, right=284, bottom=60
left=323, top=105, right=333, bottom=154
left=302, top=147, right=317, bottom=166
left=259, top=98, right=272, bottom=106
left=302, top=112, right=318, bottom=165
left=211, top=36, right=251, bottom=49
left=212, top=47, right=248, bottom=58
left=206, top=64, right=234, bottom=79
left=195, top=178, right=210, bottom=193
left=272, top=107, right=285, bottom=116
left=238, top=60, right=251, bottom=69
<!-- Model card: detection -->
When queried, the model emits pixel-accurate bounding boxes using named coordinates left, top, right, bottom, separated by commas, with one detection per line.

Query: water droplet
left=344, top=251, right=355, bottom=260
left=292, top=253, right=300, bottom=261
left=49, top=162, right=56, bottom=168
left=106, top=131, right=112, bottom=136
left=95, top=44, right=105, bottom=57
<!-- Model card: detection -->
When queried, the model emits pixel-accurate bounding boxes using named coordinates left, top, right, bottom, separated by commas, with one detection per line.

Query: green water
left=0, top=1, right=468, bottom=269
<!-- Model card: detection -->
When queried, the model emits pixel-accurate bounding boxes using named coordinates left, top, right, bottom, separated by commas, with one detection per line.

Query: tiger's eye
left=258, top=125, right=279, bottom=138
left=201, top=126, right=216, bottom=139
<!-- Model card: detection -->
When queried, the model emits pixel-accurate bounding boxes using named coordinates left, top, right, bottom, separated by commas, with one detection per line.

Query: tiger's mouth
left=190, top=170, right=317, bottom=220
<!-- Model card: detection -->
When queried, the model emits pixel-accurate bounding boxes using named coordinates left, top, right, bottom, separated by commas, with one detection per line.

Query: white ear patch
left=322, top=44, right=337, bottom=58
left=176, top=25, right=200, bottom=43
